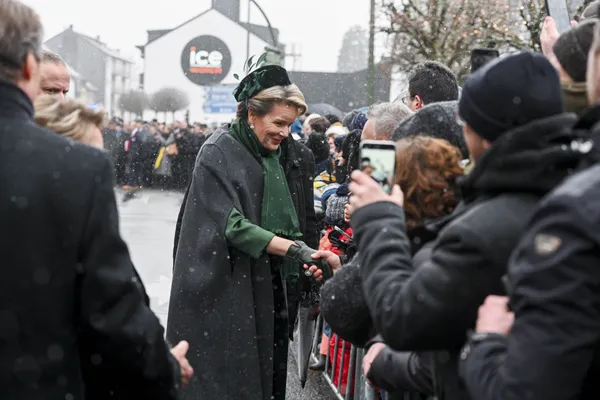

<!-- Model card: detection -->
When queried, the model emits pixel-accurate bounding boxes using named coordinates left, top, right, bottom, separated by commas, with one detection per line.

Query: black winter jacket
left=353, top=114, right=587, bottom=400
left=0, top=82, right=179, bottom=400
left=459, top=109, right=600, bottom=400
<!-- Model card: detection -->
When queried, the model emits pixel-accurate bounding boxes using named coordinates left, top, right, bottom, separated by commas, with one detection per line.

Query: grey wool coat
left=167, top=127, right=318, bottom=400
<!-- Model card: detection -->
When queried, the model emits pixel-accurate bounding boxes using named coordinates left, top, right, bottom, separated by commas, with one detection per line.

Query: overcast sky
left=22, top=0, right=380, bottom=72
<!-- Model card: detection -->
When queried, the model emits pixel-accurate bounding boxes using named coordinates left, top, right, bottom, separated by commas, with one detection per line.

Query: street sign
left=203, top=85, right=237, bottom=114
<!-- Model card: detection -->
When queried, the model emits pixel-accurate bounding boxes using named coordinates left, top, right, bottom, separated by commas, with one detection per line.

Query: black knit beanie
left=553, top=19, right=598, bottom=82
left=320, top=261, right=373, bottom=348
left=392, top=100, right=469, bottom=159
left=459, top=51, right=564, bottom=142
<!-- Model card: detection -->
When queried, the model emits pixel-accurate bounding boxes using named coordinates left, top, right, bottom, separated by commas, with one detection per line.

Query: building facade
left=137, top=0, right=281, bottom=123
left=44, top=26, right=134, bottom=116
left=41, top=45, right=98, bottom=104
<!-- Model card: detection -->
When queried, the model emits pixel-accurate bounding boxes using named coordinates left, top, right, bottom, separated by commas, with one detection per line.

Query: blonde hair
left=236, top=84, right=308, bottom=119
left=34, top=95, right=107, bottom=145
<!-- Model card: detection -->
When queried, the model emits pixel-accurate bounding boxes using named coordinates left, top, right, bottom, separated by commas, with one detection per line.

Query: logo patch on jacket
left=534, top=234, right=562, bottom=255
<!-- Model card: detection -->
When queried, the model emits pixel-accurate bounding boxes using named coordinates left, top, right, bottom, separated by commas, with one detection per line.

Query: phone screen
left=545, top=0, right=571, bottom=34
left=471, top=49, right=499, bottom=73
left=359, top=141, right=397, bottom=194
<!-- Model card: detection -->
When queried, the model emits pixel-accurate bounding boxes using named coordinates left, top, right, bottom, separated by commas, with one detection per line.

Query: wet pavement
left=116, top=188, right=337, bottom=400
left=116, top=187, right=181, bottom=327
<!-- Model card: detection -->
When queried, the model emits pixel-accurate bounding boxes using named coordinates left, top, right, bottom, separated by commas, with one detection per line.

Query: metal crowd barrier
left=312, top=315, right=425, bottom=400
left=311, top=315, right=382, bottom=400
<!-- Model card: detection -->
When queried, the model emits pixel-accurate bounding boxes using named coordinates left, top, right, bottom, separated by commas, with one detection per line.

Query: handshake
left=286, top=241, right=336, bottom=281
left=166, top=242, right=339, bottom=390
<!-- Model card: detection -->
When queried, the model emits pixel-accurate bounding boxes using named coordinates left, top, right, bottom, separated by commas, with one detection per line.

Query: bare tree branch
left=380, top=0, right=547, bottom=81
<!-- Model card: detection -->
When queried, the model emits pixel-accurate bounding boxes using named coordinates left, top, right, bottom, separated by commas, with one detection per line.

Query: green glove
left=286, top=241, right=334, bottom=281
left=286, top=241, right=316, bottom=264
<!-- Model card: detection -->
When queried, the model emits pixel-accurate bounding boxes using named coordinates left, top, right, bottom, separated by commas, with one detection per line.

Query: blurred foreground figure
left=0, top=1, right=189, bottom=399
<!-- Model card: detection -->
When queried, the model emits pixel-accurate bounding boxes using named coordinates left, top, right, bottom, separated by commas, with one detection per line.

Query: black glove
left=286, top=241, right=334, bottom=281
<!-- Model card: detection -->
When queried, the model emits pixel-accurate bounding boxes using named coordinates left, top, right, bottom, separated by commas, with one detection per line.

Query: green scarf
left=230, top=118, right=302, bottom=280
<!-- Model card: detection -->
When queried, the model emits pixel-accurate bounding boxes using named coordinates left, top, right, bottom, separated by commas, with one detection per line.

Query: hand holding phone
left=359, top=140, right=397, bottom=194
left=545, top=0, right=572, bottom=34
left=348, top=168, right=404, bottom=212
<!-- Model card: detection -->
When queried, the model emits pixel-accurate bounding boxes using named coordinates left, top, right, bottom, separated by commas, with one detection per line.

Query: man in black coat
left=0, top=1, right=190, bottom=399
left=458, top=36, right=600, bottom=400
left=348, top=52, right=591, bottom=400
left=103, top=118, right=127, bottom=185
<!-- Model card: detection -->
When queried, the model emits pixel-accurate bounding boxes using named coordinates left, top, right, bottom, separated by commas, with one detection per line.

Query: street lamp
left=245, top=0, right=279, bottom=63
left=368, top=0, right=376, bottom=105
left=250, top=0, right=278, bottom=47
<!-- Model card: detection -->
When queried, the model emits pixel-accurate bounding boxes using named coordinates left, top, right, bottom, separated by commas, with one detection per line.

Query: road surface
left=116, top=188, right=337, bottom=400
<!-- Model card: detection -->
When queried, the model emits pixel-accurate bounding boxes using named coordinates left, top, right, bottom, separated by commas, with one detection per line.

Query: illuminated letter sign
left=181, top=36, right=231, bottom=85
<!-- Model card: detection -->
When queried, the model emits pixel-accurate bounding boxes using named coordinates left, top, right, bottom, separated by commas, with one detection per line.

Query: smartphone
left=545, top=0, right=571, bottom=34
left=333, top=226, right=353, bottom=240
left=359, top=140, right=397, bottom=194
left=471, top=48, right=500, bottom=73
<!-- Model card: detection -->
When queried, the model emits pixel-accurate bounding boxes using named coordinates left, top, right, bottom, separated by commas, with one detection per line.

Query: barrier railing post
left=317, top=315, right=402, bottom=400
left=337, top=340, right=347, bottom=393
left=365, top=383, right=378, bottom=400
left=332, top=335, right=340, bottom=388
left=345, top=346, right=357, bottom=400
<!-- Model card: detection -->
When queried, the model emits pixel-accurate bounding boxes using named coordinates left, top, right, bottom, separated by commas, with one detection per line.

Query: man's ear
left=414, top=95, right=424, bottom=110
left=587, top=49, right=600, bottom=105
left=587, top=24, right=600, bottom=105
left=23, top=52, right=38, bottom=81
left=482, top=138, right=493, bottom=151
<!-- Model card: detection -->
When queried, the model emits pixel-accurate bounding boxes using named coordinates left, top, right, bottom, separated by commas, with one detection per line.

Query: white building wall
left=390, top=68, right=407, bottom=103
left=143, top=9, right=272, bottom=123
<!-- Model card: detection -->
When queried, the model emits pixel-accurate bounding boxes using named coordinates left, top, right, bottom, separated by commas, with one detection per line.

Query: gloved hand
left=286, top=241, right=334, bottom=281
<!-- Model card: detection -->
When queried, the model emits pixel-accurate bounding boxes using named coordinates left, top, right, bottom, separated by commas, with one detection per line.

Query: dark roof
left=148, top=29, right=173, bottom=43
left=140, top=8, right=279, bottom=48
left=288, top=64, right=392, bottom=113
left=44, top=28, right=133, bottom=63
left=239, top=22, right=279, bottom=47
left=142, top=9, right=210, bottom=46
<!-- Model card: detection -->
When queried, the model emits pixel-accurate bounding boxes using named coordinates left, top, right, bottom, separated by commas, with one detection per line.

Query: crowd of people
left=101, top=119, right=210, bottom=200
left=313, top=6, right=600, bottom=400
left=4, top=0, right=600, bottom=399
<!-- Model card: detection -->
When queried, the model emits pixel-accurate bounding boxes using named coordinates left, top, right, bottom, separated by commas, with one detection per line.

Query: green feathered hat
left=233, top=64, right=291, bottom=103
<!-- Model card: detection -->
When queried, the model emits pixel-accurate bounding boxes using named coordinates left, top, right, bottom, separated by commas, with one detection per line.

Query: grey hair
left=368, top=102, right=413, bottom=139
left=0, top=0, right=43, bottom=82
left=40, top=50, right=66, bottom=65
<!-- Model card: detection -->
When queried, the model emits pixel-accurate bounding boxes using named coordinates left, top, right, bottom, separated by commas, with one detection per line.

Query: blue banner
left=203, top=85, right=237, bottom=114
